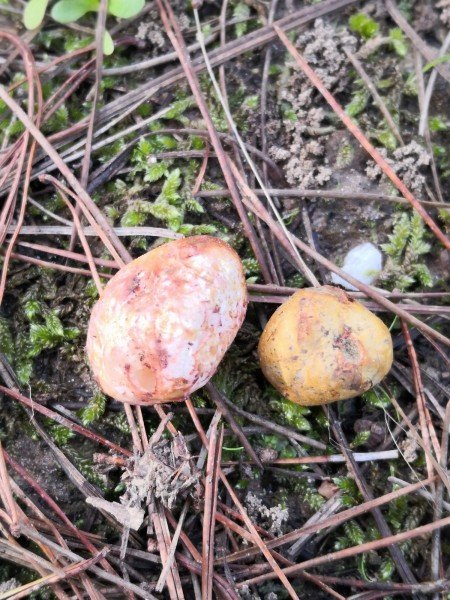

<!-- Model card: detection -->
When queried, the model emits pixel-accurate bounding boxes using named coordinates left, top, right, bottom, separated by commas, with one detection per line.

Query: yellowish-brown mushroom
left=258, top=285, right=393, bottom=406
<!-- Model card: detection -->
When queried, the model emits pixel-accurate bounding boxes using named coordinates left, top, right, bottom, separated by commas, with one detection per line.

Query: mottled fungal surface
left=258, top=286, right=393, bottom=406
left=87, top=236, right=248, bottom=404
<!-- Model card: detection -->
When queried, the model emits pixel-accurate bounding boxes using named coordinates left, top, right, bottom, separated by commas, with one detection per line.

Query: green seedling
left=23, top=0, right=145, bottom=54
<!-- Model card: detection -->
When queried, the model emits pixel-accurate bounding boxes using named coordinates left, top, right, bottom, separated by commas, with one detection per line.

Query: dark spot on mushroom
left=333, top=326, right=360, bottom=361
left=130, top=274, right=141, bottom=295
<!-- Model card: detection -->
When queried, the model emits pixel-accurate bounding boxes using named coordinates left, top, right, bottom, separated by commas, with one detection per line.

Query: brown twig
left=0, top=441, right=20, bottom=536
left=151, top=504, right=184, bottom=600
left=401, top=321, right=440, bottom=473
left=0, top=88, right=131, bottom=265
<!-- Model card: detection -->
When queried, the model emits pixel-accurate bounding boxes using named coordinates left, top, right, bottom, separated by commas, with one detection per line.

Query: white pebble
left=331, top=242, right=382, bottom=291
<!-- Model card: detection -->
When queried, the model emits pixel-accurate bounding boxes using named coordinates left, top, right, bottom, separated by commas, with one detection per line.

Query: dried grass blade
left=155, top=502, right=189, bottom=592
left=70, top=0, right=108, bottom=252
left=387, top=391, right=450, bottom=493
left=152, top=505, right=185, bottom=600
left=202, top=421, right=223, bottom=600
left=0, top=548, right=108, bottom=600
left=0, top=442, right=19, bottom=535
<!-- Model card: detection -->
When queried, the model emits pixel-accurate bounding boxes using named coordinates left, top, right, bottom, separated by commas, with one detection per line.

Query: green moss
left=350, top=430, right=371, bottom=448
left=389, top=28, right=408, bottom=57
left=293, top=478, right=325, bottom=511
left=79, top=390, right=106, bottom=426
left=345, top=86, right=369, bottom=117
left=349, top=13, right=379, bottom=39
left=46, top=421, right=75, bottom=445
left=0, top=317, right=14, bottom=363
left=268, top=391, right=311, bottom=432
left=333, top=476, right=361, bottom=507
left=3, top=299, right=80, bottom=386
left=381, top=212, right=432, bottom=290
left=335, top=141, right=355, bottom=169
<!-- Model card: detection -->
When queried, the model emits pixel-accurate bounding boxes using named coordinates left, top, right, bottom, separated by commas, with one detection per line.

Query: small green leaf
left=104, top=205, right=120, bottom=221
left=45, top=312, right=65, bottom=338
left=423, top=53, right=450, bottom=73
left=49, top=423, right=74, bottom=445
left=24, top=299, right=42, bottom=322
left=345, top=91, right=369, bottom=117
left=109, top=0, right=144, bottom=19
left=233, top=2, right=250, bottom=37
left=244, top=94, right=259, bottom=110
left=160, top=168, right=181, bottom=202
left=191, top=136, right=205, bottom=150
left=64, top=33, right=92, bottom=52
left=120, top=209, right=146, bottom=227
left=137, top=138, right=153, bottom=156
left=80, top=391, right=106, bottom=425
left=363, top=387, right=391, bottom=409
left=149, top=200, right=182, bottom=229
left=162, top=98, right=194, bottom=120
left=242, top=257, right=261, bottom=276
left=29, top=324, right=54, bottom=356
left=389, top=28, right=407, bottom=57
left=178, top=223, right=216, bottom=235
left=375, top=130, right=398, bottom=151
left=63, top=327, right=80, bottom=340
left=144, top=161, right=169, bottom=182
left=281, top=101, right=297, bottom=122
left=377, top=78, right=394, bottom=89
left=429, top=116, right=448, bottom=132
left=349, top=13, right=379, bottom=39
left=344, top=521, right=366, bottom=545
left=185, top=198, right=204, bottom=213
left=16, top=360, right=33, bottom=386
left=379, top=557, right=395, bottom=581
left=103, top=30, right=114, bottom=55
left=51, top=0, right=99, bottom=24
left=413, top=263, right=433, bottom=287
left=350, top=430, right=371, bottom=448
left=270, top=395, right=311, bottom=431
left=23, top=0, right=49, bottom=30
left=155, top=134, right=177, bottom=150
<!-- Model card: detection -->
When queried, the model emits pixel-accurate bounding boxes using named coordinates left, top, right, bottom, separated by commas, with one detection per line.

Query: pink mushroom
left=86, top=236, right=248, bottom=405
